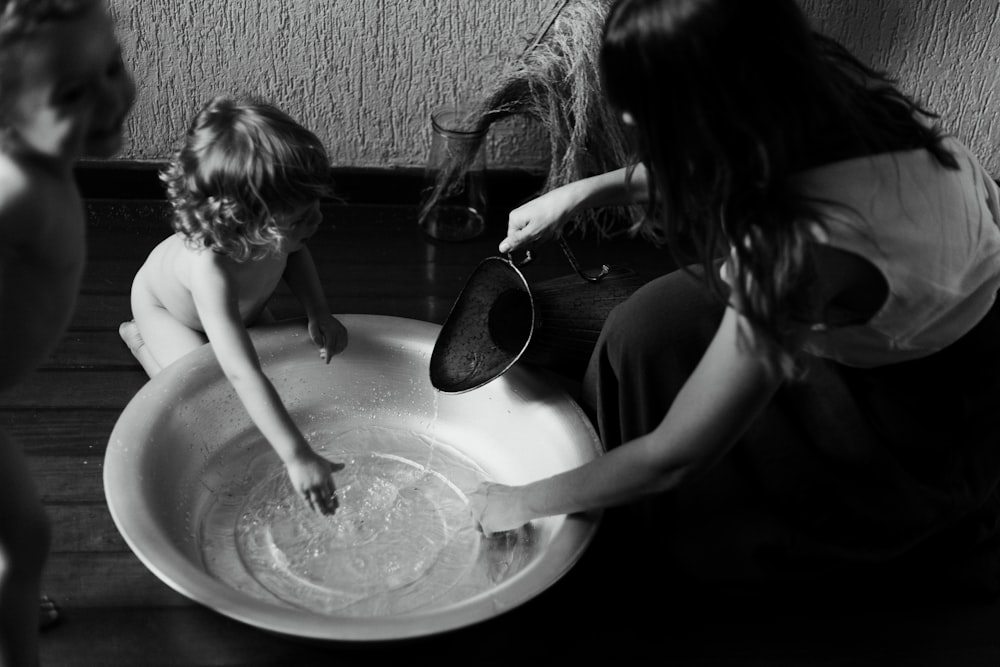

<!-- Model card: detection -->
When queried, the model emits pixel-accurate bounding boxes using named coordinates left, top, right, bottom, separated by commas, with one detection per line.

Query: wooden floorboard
left=4, top=370, right=146, bottom=408
left=6, top=195, right=1000, bottom=666
left=27, top=455, right=107, bottom=503
left=2, top=410, right=121, bottom=453
left=40, top=607, right=346, bottom=667
left=43, top=553, right=189, bottom=608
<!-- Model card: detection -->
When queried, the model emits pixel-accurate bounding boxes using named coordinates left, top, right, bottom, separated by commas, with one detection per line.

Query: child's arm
left=283, top=246, right=347, bottom=362
left=471, top=305, right=781, bottom=533
left=499, top=164, right=650, bottom=254
left=191, top=255, right=340, bottom=513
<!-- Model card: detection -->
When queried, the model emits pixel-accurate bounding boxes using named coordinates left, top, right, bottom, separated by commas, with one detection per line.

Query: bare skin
left=471, top=160, right=888, bottom=534
left=122, top=201, right=350, bottom=514
left=0, top=4, right=135, bottom=665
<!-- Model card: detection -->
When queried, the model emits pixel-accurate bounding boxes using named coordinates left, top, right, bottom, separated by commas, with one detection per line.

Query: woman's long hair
left=601, top=0, right=954, bottom=376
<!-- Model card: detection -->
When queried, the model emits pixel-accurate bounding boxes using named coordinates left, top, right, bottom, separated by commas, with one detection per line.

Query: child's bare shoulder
left=0, top=157, right=43, bottom=241
left=0, top=154, right=79, bottom=247
left=165, top=234, right=230, bottom=289
left=188, top=243, right=232, bottom=276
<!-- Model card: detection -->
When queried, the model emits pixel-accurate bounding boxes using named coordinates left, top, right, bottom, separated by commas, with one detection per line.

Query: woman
left=471, top=0, right=1000, bottom=591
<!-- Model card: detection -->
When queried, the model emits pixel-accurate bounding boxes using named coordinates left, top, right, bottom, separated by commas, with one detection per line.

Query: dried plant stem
left=420, top=0, right=639, bottom=238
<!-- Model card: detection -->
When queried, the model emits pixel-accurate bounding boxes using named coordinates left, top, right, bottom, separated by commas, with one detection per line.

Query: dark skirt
left=581, top=268, right=1000, bottom=593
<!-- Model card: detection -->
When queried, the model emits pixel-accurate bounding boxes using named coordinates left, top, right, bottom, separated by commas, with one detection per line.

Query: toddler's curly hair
left=162, top=96, right=334, bottom=262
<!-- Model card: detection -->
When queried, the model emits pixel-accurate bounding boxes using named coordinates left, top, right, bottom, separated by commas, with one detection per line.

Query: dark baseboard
left=73, top=160, right=546, bottom=207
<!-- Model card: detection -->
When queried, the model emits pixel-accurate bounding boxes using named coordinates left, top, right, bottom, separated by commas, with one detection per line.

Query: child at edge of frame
left=0, top=1, right=135, bottom=665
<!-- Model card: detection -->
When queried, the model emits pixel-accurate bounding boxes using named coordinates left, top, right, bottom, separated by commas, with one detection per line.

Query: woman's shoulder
left=791, top=137, right=973, bottom=215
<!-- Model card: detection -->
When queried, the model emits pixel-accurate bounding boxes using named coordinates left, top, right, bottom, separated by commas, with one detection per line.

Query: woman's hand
left=286, top=450, right=344, bottom=515
left=500, top=167, right=648, bottom=255
left=308, top=314, right=348, bottom=363
left=499, top=187, right=579, bottom=255
left=468, top=481, right=529, bottom=536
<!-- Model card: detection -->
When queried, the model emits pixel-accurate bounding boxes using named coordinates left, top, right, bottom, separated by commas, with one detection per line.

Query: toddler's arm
left=191, top=256, right=340, bottom=513
left=283, top=247, right=347, bottom=362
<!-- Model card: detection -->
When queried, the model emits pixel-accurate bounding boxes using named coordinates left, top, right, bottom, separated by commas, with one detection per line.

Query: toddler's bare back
left=132, top=233, right=290, bottom=331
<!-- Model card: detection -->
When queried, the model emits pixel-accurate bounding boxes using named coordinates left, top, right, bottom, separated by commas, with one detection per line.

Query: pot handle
left=505, top=250, right=534, bottom=268
left=558, top=237, right=610, bottom=282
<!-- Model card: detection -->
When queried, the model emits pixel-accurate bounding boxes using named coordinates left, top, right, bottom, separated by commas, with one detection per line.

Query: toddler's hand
left=468, top=482, right=526, bottom=536
left=286, top=450, right=344, bottom=515
left=308, top=314, right=348, bottom=364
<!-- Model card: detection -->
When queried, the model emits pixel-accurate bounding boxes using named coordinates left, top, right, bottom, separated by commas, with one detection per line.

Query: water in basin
left=196, top=423, right=533, bottom=617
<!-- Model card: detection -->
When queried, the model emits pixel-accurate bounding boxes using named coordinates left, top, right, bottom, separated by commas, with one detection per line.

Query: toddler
left=121, top=97, right=347, bottom=515
left=0, top=1, right=134, bottom=664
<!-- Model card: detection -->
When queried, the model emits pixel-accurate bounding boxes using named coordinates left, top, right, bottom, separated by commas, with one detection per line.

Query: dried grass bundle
left=420, top=0, right=639, bottom=238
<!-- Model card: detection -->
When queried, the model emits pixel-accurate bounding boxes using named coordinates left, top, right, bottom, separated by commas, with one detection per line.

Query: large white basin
left=104, top=314, right=602, bottom=642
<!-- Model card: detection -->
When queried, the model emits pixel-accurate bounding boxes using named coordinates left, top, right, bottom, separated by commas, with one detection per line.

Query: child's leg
left=0, top=429, right=50, bottom=667
left=119, top=320, right=161, bottom=376
left=253, top=306, right=276, bottom=325
left=121, top=303, right=207, bottom=378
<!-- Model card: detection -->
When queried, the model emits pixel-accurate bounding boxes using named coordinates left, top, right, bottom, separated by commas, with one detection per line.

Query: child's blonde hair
left=0, top=0, right=100, bottom=123
left=162, top=96, right=334, bottom=262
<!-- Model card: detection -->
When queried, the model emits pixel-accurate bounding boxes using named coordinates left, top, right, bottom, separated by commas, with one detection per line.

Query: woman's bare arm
left=473, top=305, right=781, bottom=531
left=500, top=164, right=649, bottom=254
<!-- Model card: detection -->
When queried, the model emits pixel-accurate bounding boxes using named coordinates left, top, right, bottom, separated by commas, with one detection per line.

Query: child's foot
left=118, top=320, right=162, bottom=377
left=39, top=595, right=59, bottom=630
left=119, top=320, right=144, bottom=353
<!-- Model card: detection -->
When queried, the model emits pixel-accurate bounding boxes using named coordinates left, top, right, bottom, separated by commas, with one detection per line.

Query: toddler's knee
left=119, top=320, right=143, bottom=350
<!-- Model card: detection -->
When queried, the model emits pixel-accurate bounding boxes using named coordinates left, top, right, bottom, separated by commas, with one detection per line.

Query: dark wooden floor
left=10, top=183, right=1000, bottom=666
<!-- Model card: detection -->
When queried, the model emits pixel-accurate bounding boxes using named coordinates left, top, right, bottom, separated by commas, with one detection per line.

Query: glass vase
left=417, top=107, right=488, bottom=242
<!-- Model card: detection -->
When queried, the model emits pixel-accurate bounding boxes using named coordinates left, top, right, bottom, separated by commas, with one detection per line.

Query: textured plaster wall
left=110, top=0, right=1000, bottom=175
left=110, top=0, right=556, bottom=169
left=802, top=0, right=1000, bottom=175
